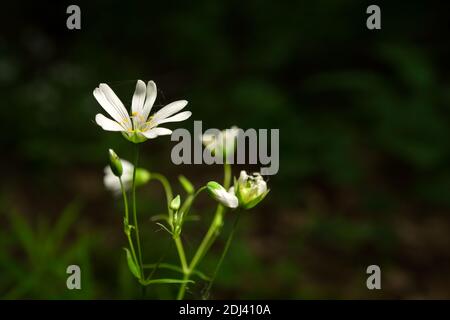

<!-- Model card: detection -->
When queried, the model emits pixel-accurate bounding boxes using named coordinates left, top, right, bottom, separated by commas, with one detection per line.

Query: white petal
left=95, top=114, right=125, bottom=131
left=131, top=80, right=147, bottom=116
left=103, top=160, right=134, bottom=195
left=153, top=100, right=188, bottom=123
left=141, top=127, right=173, bottom=139
left=219, top=189, right=238, bottom=208
left=238, top=171, right=248, bottom=184
left=141, top=81, right=157, bottom=121
left=99, top=83, right=131, bottom=128
left=94, top=88, right=125, bottom=125
left=103, top=170, right=121, bottom=193
left=156, top=111, right=192, bottom=125
left=216, top=186, right=238, bottom=208
left=257, top=180, right=267, bottom=195
left=226, top=195, right=239, bottom=208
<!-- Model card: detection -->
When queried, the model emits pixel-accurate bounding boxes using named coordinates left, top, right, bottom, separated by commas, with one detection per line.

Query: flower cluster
left=93, top=79, right=270, bottom=299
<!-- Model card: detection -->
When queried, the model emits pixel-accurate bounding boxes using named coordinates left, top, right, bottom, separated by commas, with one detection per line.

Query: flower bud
left=108, top=149, right=123, bottom=177
left=206, top=181, right=238, bottom=209
left=170, top=195, right=181, bottom=211
left=135, top=168, right=151, bottom=186
left=235, top=171, right=269, bottom=209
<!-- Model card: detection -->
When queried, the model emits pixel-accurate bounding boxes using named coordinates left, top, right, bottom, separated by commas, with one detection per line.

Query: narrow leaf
left=178, top=175, right=194, bottom=194
left=124, top=248, right=140, bottom=279
left=140, top=278, right=194, bottom=286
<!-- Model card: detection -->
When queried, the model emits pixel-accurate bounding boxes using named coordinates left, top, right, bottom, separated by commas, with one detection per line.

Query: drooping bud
left=206, top=181, right=238, bottom=209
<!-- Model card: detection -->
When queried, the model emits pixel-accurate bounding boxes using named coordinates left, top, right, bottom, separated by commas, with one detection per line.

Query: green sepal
left=122, top=131, right=148, bottom=143
left=242, top=189, right=270, bottom=209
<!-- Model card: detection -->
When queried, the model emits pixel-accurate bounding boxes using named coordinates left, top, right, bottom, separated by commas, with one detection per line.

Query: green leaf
left=50, top=202, right=80, bottom=245
left=143, top=263, right=211, bottom=281
left=123, top=248, right=140, bottom=279
left=7, top=209, right=35, bottom=259
left=150, top=214, right=170, bottom=222
left=156, top=222, right=173, bottom=235
left=140, top=278, right=194, bottom=286
left=179, top=175, right=194, bottom=194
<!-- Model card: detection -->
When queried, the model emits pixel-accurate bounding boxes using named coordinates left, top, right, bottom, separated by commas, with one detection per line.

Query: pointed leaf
left=124, top=248, right=140, bottom=279
left=178, top=175, right=194, bottom=194
left=140, top=278, right=194, bottom=286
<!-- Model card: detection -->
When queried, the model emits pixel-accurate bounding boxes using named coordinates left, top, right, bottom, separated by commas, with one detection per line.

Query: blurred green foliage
left=0, top=201, right=95, bottom=298
left=1, top=0, right=449, bottom=298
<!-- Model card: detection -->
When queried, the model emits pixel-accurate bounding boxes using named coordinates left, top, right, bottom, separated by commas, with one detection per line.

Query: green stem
left=189, top=205, right=223, bottom=272
left=179, top=186, right=207, bottom=225
left=176, top=164, right=232, bottom=300
left=150, top=173, right=174, bottom=210
left=120, top=178, right=139, bottom=269
left=174, top=236, right=188, bottom=273
left=132, top=144, right=144, bottom=279
left=203, top=210, right=241, bottom=299
left=177, top=273, right=190, bottom=300
left=223, top=163, right=232, bottom=189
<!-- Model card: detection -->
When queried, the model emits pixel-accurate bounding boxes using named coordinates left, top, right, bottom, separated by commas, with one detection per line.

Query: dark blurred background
left=1, top=0, right=449, bottom=299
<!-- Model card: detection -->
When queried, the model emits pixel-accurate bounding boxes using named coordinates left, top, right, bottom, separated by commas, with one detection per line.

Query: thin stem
left=203, top=210, right=241, bottom=299
left=189, top=164, right=231, bottom=270
left=179, top=186, right=207, bottom=224
left=176, top=164, right=232, bottom=300
left=176, top=273, right=189, bottom=300
left=189, top=205, right=223, bottom=271
left=132, top=144, right=144, bottom=278
left=150, top=173, right=173, bottom=210
left=120, top=179, right=130, bottom=222
left=223, top=163, right=232, bottom=189
left=120, top=178, right=138, bottom=268
left=174, top=236, right=188, bottom=273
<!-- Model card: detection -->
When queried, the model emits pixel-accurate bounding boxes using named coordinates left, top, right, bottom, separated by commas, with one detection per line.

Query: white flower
left=202, top=126, right=239, bottom=158
left=234, top=171, right=269, bottom=209
left=206, top=181, right=239, bottom=209
left=104, top=159, right=150, bottom=195
left=94, top=80, right=192, bottom=143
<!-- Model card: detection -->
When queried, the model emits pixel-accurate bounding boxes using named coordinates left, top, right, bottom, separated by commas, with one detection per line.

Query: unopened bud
left=108, top=149, right=123, bottom=177
left=170, top=195, right=181, bottom=211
